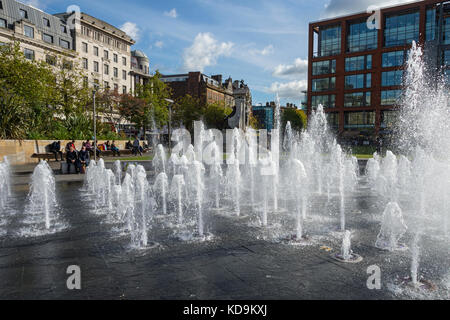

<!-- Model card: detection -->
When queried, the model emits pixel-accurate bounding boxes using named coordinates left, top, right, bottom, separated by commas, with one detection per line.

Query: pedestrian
left=66, top=146, right=80, bottom=174
left=50, top=141, right=63, bottom=161
left=133, top=136, right=142, bottom=156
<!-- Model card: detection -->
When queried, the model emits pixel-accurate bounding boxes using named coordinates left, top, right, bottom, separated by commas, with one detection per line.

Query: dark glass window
left=384, top=11, right=420, bottom=47
left=104, top=64, right=109, bottom=75
left=60, top=39, right=70, bottom=49
left=43, top=18, right=50, bottom=27
left=327, top=112, right=339, bottom=128
left=82, top=58, right=88, bottom=70
left=114, top=54, right=118, bottom=63
left=94, top=61, right=99, bottom=72
left=345, top=74, right=371, bottom=89
left=24, top=25, right=34, bottom=38
left=347, top=20, right=378, bottom=52
left=42, top=33, right=53, bottom=44
left=381, top=89, right=402, bottom=105
left=444, top=50, right=450, bottom=66
left=344, top=111, right=375, bottom=128
left=319, top=25, right=341, bottom=57
left=444, top=70, right=450, bottom=85
left=426, top=8, right=437, bottom=41
left=61, top=25, right=67, bottom=34
left=19, top=9, right=28, bottom=19
left=24, top=48, right=34, bottom=60
left=381, top=111, right=398, bottom=128
left=0, top=18, right=6, bottom=29
left=344, top=92, right=371, bottom=107
left=312, top=77, right=336, bottom=92
left=311, top=95, right=336, bottom=109
left=382, top=70, right=403, bottom=86
left=0, top=1, right=3, bottom=10
left=382, top=50, right=406, bottom=67
left=345, top=55, right=372, bottom=71
left=312, top=60, right=336, bottom=75
left=94, top=46, right=99, bottom=56
left=444, top=17, right=450, bottom=45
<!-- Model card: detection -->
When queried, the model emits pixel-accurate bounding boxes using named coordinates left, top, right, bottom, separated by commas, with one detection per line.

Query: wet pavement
left=0, top=180, right=449, bottom=300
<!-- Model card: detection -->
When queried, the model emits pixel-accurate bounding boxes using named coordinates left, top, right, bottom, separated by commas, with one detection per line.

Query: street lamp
left=165, top=98, right=174, bottom=153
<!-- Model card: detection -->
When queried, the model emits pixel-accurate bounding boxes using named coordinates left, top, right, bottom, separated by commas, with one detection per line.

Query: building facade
left=307, top=0, right=450, bottom=138
left=130, top=49, right=151, bottom=93
left=161, top=72, right=235, bottom=108
left=0, top=0, right=75, bottom=62
left=229, top=80, right=252, bottom=129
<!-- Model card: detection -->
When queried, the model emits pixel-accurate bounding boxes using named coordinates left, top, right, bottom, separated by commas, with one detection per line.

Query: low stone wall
left=0, top=140, right=136, bottom=165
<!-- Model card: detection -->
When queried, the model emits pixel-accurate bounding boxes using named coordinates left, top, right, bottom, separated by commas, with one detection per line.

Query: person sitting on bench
left=50, top=141, right=63, bottom=161
left=65, top=140, right=76, bottom=153
left=125, top=140, right=133, bottom=150
left=111, top=140, right=121, bottom=157
left=66, top=146, right=80, bottom=174
left=78, top=146, right=90, bottom=173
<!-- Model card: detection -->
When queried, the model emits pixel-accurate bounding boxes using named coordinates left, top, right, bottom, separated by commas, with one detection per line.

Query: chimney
left=211, top=75, right=222, bottom=84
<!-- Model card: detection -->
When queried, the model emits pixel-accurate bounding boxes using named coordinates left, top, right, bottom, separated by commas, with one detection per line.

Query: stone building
left=130, top=49, right=151, bottom=93
left=227, top=80, right=252, bottom=129
left=0, top=0, right=76, bottom=62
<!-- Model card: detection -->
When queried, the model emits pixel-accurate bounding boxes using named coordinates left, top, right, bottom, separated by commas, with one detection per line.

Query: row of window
left=81, top=42, right=127, bottom=66
left=318, top=10, right=424, bottom=57
left=21, top=24, right=71, bottom=49
left=82, top=58, right=128, bottom=79
left=88, top=78, right=128, bottom=94
left=327, top=111, right=397, bottom=128
left=81, top=25, right=128, bottom=52
left=312, top=89, right=402, bottom=108
left=0, top=6, right=68, bottom=33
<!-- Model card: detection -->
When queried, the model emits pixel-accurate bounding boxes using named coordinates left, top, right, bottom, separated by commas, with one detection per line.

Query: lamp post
left=165, top=98, right=174, bottom=153
left=92, top=83, right=99, bottom=162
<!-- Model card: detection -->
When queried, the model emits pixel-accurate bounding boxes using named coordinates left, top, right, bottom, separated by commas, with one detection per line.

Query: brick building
left=307, top=0, right=450, bottom=138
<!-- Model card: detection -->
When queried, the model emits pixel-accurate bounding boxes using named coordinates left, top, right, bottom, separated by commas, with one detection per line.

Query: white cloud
left=266, top=80, right=308, bottom=100
left=272, top=58, right=308, bottom=78
left=120, top=22, right=140, bottom=41
left=183, top=33, right=234, bottom=72
left=155, top=41, right=164, bottom=48
left=250, top=45, right=274, bottom=56
left=324, top=0, right=412, bottom=18
left=164, top=8, right=178, bottom=19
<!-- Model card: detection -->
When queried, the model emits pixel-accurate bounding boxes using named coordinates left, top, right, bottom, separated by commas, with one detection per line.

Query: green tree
left=204, top=101, right=232, bottom=130
left=281, top=108, right=308, bottom=133
left=172, top=95, right=205, bottom=133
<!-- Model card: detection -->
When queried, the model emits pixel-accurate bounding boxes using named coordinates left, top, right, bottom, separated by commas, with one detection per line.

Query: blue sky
left=23, top=0, right=412, bottom=106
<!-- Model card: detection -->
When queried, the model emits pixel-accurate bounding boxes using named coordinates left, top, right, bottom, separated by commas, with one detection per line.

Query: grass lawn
left=354, top=154, right=373, bottom=159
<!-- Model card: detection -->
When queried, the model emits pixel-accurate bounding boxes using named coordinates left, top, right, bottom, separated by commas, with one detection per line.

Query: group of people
left=48, top=137, right=146, bottom=174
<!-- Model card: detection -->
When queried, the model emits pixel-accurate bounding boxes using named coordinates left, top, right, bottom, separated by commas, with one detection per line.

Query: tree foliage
left=281, top=108, right=308, bottom=133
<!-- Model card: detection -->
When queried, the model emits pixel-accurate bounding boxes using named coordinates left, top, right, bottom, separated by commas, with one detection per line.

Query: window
left=444, top=50, right=450, bottom=66
left=444, top=17, right=450, bottom=45
left=114, top=54, right=118, bottom=63
left=344, top=92, right=371, bottom=107
left=114, top=83, right=119, bottom=92
left=381, top=89, right=402, bottom=105
left=312, top=77, right=335, bottom=92
left=426, top=8, right=437, bottom=41
left=122, top=57, right=127, bottom=66
left=122, top=85, right=127, bottom=94
left=0, top=18, right=6, bottom=29
left=382, top=50, right=406, bottom=67
left=24, top=25, right=34, bottom=38
left=104, top=64, right=109, bottom=75
left=83, top=77, right=89, bottom=88
left=43, top=18, right=50, bottom=28
left=444, top=69, right=450, bottom=85
left=60, top=39, right=70, bottom=49
left=104, top=81, right=109, bottom=89
left=311, top=95, right=336, bottom=109
left=122, top=70, right=127, bottom=80
left=113, top=67, right=118, bottom=78
left=384, top=11, right=420, bottom=47
left=319, top=25, right=341, bottom=57
left=82, top=42, right=88, bottom=53
left=46, top=55, right=56, bottom=66
left=42, top=33, right=53, bottom=44
left=61, top=25, right=67, bottom=34
left=381, top=111, right=398, bottom=128
left=94, top=61, right=99, bottom=73
left=345, top=55, right=372, bottom=72
left=94, top=46, right=99, bottom=56
left=104, top=50, right=109, bottom=59
left=382, top=70, right=403, bottom=86
left=312, top=60, right=336, bottom=76
left=327, top=112, right=339, bottom=128
left=82, top=58, right=88, bottom=70
left=62, top=60, right=73, bottom=70
left=345, top=74, right=371, bottom=89
left=347, top=20, right=378, bottom=52
left=19, top=9, right=28, bottom=19
left=0, top=1, right=3, bottom=10
left=344, top=111, right=375, bottom=128
left=24, top=48, right=34, bottom=60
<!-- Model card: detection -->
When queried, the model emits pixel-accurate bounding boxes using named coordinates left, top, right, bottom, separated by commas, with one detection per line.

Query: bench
left=31, top=153, right=59, bottom=161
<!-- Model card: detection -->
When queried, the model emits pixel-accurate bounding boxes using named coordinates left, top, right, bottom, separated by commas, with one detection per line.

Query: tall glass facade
left=312, top=77, right=336, bottom=92
left=345, top=74, right=371, bottom=89
left=344, top=111, right=375, bottom=128
left=382, top=70, right=403, bottom=86
left=344, top=92, right=371, bottom=107
left=426, top=8, right=437, bottom=41
left=382, top=50, right=406, bottom=67
left=347, top=21, right=378, bottom=52
left=312, top=60, right=336, bottom=75
left=384, top=11, right=420, bottom=47
left=444, top=17, right=450, bottom=45
left=320, top=25, right=341, bottom=57
left=311, top=95, right=336, bottom=109
left=381, top=89, right=402, bottom=105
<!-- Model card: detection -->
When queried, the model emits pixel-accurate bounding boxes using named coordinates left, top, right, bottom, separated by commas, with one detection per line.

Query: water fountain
left=113, top=160, right=122, bottom=185
left=332, top=230, right=362, bottom=263
left=170, top=174, right=186, bottom=225
left=375, top=202, right=408, bottom=251
left=154, top=172, right=169, bottom=215
left=0, top=157, right=11, bottom=212
left=23, top=161, right=62, bottom=235
left=153, top=144, right=167, bottom=174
